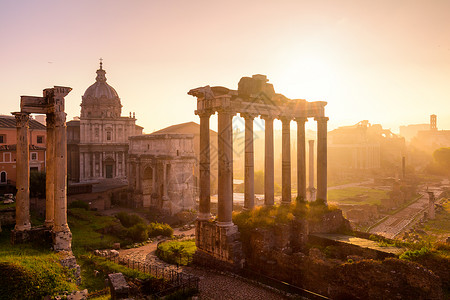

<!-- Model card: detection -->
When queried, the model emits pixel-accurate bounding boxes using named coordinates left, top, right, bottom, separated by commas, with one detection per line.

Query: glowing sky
left=1, top=0, right=449, bottom=133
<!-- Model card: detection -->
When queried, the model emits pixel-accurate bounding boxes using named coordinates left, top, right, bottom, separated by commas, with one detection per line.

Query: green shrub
left=68, top=200, right=89, bottom=210
left=127, top=223, right=149, bottom=242
left=400, top=247, right=431, bottom=260
left=116, top=212, right=145, bottom=228
left=148, top=222, right=173, bottom=237
left=156, top=240, right=196, bottom=266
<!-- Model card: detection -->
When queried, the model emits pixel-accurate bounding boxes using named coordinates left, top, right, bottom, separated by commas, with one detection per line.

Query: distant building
left=410, top=115, right=450, bottom=153
left=328, top=120, right=405, bottom=171
left=399, top=123, right=429, bottom=142
left=67, top=62, right=143, bottom=182
left=127, top=133, right=196, bottom=214
left=152, top=121, right=218, bottom=194
left=0, top=115, right=47, bottom=187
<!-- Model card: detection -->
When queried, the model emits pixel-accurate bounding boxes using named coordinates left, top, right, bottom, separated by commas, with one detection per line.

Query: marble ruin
left=128, top=133, right=196, bottom=215
left=12, top=86, right=73, bottom=251
left=189, top=74, right=328, bottom=267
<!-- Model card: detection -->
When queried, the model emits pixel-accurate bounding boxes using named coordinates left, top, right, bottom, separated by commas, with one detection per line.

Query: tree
left=433, top=147, right=450, bottom=170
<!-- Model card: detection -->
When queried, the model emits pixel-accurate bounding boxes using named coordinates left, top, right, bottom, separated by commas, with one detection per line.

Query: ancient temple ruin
left=12, top=86, right=72, bottom=251
left=127, top=133, right=196, bottom=214
left=189, top=74, right=328, bottom=267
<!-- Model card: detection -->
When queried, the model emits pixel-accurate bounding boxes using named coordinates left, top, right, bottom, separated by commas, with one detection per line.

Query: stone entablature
left=128, top=133, right=196, bottom=215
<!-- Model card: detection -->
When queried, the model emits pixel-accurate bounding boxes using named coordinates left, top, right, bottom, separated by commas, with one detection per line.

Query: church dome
left=81, top=61, right=122, bottom=119
left=83, top=63, right=119, bottom=99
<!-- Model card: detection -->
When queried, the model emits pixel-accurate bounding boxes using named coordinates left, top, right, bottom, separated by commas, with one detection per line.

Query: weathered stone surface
left=108, top=273, right=130, bottom=300
left=59, top=251, right=81, bottom=284
left=194, top=220, right=244, bottom=270
left=128, top=134, right=196, bottom=215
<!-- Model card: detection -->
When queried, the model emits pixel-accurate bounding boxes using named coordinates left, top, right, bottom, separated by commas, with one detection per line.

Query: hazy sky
left=1, top=0, right=449, bottom=133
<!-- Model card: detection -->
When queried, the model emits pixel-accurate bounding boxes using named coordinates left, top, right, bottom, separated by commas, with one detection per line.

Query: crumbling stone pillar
left=263, top=116, right=275, bottom=206
left=45, top=113, right=55, bottom=228
left=52, top=88, right=72, bottom=251
left=281, top=117, right=291, bottom=204
left=13, top=112, right=31, bottom=231
left=243, top=113, right=256, bottom=210
left=296, top=118, right=307, bottom=201
left=217, top=109, right=233, bottom=226
left=316, top=117, right=328, bottom=203
left=198, top=111, right=212, bottom=220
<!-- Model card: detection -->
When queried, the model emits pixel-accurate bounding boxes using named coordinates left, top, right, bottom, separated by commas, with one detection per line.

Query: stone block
left=108, top=273, right=129, bottom=300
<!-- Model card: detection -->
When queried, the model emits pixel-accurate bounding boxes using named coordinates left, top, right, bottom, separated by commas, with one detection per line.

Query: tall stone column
left=316, top=117, right=328, bottom=203
left=242, top=114, right=255, bottom=210
left=217, top=109, right=233, bottom=226
left=263, top=116, right=274, bottom=206
left=45, top=113, right=55, bottom=228
left=296, top=118, right=307, bottom=201
left=198, top=111, right=212, bottom=220
left=308, top=140, right=315, bottom=201
left=53, top=88, right=72, bottom=252
left=281, top=117, right=291, bottom=204
left=13, top=112, right=31, bottom=231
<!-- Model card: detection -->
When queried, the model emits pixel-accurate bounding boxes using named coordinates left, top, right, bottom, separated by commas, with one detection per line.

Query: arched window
left=0, top=171, right=7, bottom=183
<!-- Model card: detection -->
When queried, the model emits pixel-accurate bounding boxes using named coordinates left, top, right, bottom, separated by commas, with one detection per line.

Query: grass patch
left=328, top=187, right=388, bottom=205
left=0, top=227, right=77, bottom=299
left=68, top=208, right=127, bottom=252
left=156, top=240, right=196, bottom=266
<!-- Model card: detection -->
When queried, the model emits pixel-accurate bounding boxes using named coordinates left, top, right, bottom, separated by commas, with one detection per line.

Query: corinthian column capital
left=12, top=112, right=30, bottom=128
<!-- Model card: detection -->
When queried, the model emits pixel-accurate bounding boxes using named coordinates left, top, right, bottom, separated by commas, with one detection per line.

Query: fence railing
left=105, top=253, right=199, bottom=297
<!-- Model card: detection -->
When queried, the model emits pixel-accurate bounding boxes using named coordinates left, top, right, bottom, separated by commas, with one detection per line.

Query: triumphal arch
left=12, top=86, right=72, bottom=251
left=189, top=74, right=328, bottom=267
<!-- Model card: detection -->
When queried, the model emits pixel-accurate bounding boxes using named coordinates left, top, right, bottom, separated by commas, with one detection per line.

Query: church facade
left=68, top=62, right=142, bottom=182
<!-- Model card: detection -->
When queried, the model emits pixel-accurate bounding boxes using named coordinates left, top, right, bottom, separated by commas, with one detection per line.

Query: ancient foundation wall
left=194, top=220, right=244, bottom=270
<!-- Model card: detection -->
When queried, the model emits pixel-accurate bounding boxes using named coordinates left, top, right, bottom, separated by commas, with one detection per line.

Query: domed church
left=68, top=61, right=143, bottom=182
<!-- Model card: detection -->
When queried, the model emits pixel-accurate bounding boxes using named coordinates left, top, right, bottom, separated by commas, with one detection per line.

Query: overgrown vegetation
left=156, top=240, right=196, bottom=266
left=233, top=200, right=338, bottom=238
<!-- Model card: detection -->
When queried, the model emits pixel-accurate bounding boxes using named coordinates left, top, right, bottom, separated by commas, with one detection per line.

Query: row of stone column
left=198, top=111, right=328, bottom=226
left=13, top=108, right=71, bottom=250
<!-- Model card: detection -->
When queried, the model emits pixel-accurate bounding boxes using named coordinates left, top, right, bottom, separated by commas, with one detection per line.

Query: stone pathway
left=369, top=185, right=445, bottom=239
left=117, top=232, right=286, bottom=299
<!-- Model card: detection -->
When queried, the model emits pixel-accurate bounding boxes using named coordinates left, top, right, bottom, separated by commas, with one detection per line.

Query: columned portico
left=262, top=116, right=275, bottom=206
left=13, top=86, right=72, bottom=252
left=281, top=118, right=292, bottom=204
left=13, top=112, right=31, bottom=231
left=189, top=75, right=328, bottom=268
left=217, top=109, right=234, bottom=227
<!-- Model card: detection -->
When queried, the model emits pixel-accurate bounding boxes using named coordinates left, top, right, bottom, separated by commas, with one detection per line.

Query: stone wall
left=239, top=210, right=444, bottom=298
left=194, top=220, right=244, bottom=270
